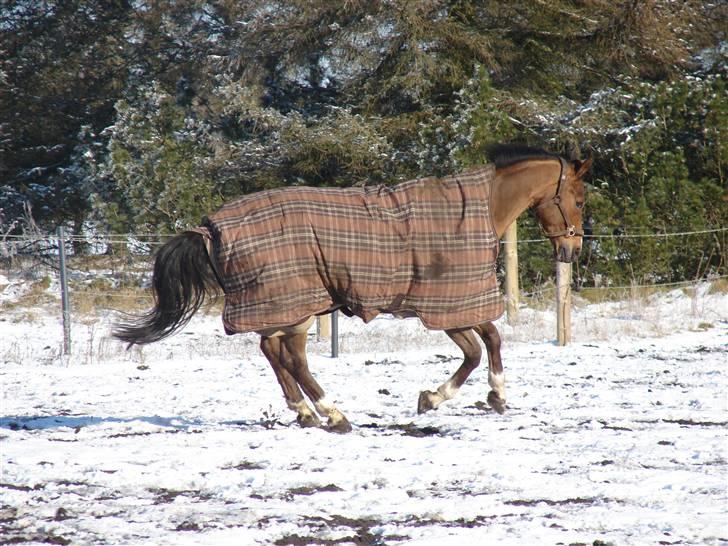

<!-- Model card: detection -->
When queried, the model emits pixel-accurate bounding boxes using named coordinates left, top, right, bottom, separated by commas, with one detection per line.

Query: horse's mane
left=486, top=144, right=557, bottom=168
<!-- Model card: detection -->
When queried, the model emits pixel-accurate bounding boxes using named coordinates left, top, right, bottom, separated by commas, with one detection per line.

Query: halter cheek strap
left=536, top=157, right=583, bottom=239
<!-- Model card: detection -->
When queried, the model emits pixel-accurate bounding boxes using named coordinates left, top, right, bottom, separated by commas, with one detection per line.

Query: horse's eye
left=575, top=201, right=584, bottom=210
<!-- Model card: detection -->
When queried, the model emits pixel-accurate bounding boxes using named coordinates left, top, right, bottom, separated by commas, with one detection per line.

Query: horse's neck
left=490, top=160, right=560, bottom=238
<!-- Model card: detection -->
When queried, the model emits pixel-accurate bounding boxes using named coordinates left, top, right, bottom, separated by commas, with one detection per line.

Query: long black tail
left=113, top=232, right=220, bottom=345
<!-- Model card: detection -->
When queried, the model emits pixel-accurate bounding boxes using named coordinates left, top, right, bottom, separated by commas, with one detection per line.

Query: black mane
left=486, top=144, right=557, bottom=168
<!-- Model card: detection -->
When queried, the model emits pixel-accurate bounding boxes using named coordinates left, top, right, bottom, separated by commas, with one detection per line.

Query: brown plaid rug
left=190, top=165, right=504, bottom=334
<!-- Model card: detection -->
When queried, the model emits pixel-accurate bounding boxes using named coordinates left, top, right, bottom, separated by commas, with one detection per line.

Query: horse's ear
left=572, top=157, right=593, bottom=178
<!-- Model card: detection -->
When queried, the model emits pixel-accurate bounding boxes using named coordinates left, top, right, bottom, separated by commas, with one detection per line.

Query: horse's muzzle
left=556, top=244, right=581, bottom=263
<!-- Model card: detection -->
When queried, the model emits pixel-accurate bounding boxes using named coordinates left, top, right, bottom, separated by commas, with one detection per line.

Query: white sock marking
left=488, top=371, right=506, bottom=399
left=437, top=379, right=460, bottom=401
left=314, top=397, right=336, bottom=417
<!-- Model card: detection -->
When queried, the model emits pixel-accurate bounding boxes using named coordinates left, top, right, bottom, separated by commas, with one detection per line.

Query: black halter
left=536, top=157, right=583, bottom=238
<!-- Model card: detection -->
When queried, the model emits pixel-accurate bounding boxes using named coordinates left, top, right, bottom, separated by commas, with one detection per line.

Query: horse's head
left=532, top=157, right=592, bottom=263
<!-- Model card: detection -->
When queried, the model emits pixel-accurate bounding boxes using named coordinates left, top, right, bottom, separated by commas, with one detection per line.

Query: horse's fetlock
left=436, top=380, right=459, bottom=401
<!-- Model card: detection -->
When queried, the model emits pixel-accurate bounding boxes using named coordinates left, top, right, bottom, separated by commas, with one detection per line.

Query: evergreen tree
left=1, top=0, right=724, bottom=286
left=1, top=1, right=132, bottom=233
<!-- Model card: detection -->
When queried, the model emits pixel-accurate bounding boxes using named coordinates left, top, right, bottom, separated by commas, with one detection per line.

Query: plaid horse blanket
left=190, top=164, right=504, bottom=334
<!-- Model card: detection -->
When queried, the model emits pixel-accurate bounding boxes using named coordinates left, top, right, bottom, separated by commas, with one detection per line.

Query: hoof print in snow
left=286, top=483, right=343, bottom=497
left=54, top=507, right=72, bottom=521
left=389, top=422, right=442, bottom=438
left=175, top=520, right=203, bottom=532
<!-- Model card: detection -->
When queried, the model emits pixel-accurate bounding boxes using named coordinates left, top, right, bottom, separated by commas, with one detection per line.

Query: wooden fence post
left=504, top=221, right=519, bottom=324
left=556, top=262, right=572, bottom=345
left=317, top=314, right=331, bottom=340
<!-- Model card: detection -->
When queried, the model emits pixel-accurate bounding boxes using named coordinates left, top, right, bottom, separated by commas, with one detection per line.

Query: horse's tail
left=113, top=231, right=220, bottom=346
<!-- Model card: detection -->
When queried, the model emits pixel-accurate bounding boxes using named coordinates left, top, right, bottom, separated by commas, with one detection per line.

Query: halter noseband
left=535, top=157, right=583, bottom=239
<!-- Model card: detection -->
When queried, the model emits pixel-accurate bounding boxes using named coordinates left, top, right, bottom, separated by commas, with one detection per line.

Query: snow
left=1, top=282, right=727, bottom=545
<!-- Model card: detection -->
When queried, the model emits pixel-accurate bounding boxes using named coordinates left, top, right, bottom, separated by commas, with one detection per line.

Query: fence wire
left=1, top=226, right=726, bottom=297
left=2, top=227, right=725, bottom=355
left=3, top=226, right=726, bottom=246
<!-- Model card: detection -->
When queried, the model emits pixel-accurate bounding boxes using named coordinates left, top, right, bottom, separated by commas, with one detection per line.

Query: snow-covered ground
left=1, top=277, right=726, bottom=545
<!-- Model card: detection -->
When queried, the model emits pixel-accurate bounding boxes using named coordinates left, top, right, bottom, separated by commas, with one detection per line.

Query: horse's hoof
left=417, top=390, right=438, bottom=414
left=297, top=413, right=322, bottom=428
left=327, top=416, right=352, bottom=434
left=487, top=390, right=507, bottom=414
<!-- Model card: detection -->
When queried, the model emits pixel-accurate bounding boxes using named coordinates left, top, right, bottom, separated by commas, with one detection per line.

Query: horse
left=114, top=144, right=591, bottom=433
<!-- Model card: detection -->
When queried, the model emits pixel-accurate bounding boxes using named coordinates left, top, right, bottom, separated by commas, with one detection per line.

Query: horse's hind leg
left=474, top=322, right=507, bottom=414
left=280, top=332, right=352, bottom=433
left=260, top=336, right=321, bottom=428
left=418, top=328, right=482, bottom=414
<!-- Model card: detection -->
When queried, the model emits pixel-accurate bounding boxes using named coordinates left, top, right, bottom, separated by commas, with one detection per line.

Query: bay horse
left=114, top=145, right=591, bottom=433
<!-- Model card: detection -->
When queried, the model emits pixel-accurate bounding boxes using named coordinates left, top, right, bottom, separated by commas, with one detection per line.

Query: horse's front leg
left=418, top=328, right=481, bottom=413
left=260, top=336, right=321, bottom=428
left=474, top=322, right=506, bottom=414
